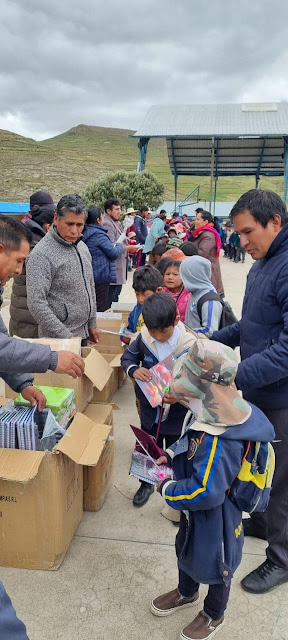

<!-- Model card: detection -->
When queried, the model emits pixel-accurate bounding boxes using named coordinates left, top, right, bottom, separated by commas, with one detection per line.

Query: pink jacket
left=163, top=286, right=191, bottom=322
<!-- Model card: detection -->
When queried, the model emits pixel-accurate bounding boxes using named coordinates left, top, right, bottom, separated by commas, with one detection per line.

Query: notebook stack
left=15, top=386, right=76, bottom=429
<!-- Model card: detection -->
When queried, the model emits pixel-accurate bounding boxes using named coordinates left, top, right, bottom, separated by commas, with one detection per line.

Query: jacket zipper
left=74, top=245, right=92, bottom=326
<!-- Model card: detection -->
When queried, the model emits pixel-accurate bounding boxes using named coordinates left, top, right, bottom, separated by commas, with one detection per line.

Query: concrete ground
left=1, top=255, right=288, bottom=640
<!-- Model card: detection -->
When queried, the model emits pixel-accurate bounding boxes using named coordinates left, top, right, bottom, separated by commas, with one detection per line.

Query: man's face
left=54, top=211, right=86, bottom=243
left=106, top=205, right=122, bottom=221
left=0, top=240, right=30, bottom=285
left=233, top=210, right=282, bottom=260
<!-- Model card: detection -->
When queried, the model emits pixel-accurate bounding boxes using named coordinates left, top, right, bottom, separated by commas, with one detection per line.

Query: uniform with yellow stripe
left=159, top=403, right=275, bottom=585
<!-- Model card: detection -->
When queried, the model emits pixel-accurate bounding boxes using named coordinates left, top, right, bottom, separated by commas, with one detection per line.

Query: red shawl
left=192, top=224, right=222, bottom=258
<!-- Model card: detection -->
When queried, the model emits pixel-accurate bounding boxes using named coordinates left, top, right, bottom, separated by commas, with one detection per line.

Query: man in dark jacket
left=134, top=206, right=150, bottom=266
left=212, top=188, right=288, bottom=595
left=0, top=215, right=85, bottom=638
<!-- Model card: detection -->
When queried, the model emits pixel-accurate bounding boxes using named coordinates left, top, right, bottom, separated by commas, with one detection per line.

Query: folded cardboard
left=96, top=316, right=124, bottom=354
left=90, top=353, right=122, bottom=403
left=82, top=403, right=114, bottom=512
left=110, top=302, right=134, bottom=325
left=0, top=412, right=111, bottom=570
left=5, top=341, right=114, bottom=413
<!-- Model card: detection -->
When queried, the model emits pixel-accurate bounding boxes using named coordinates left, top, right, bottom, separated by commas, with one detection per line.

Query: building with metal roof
left=133, top=102, right=288, bottom=208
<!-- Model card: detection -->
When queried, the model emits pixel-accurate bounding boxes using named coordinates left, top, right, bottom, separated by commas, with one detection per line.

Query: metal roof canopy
left=133, top=103, right=288, bottom=208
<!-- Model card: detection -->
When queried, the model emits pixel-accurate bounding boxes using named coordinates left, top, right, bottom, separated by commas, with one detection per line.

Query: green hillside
left=0, top=124, right=284, bottom=203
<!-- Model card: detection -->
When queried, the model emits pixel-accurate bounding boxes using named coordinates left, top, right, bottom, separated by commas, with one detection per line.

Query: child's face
left=135, top=289, right=155, bottom=305
left=148, top=325, right=176, bottom=342
left=163, top=266, right=182, bottom=291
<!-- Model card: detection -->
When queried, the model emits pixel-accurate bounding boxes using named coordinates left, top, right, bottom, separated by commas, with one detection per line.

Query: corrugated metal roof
left=134, top=103, right=288, bottom=137
left=0, top=202, right=29, bottom=214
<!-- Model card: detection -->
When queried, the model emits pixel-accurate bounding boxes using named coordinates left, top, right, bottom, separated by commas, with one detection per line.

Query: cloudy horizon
left=1, top=0, right=288, bottom=141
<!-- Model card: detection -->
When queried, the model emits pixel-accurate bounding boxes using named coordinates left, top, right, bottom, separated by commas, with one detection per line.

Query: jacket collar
left=50, top=224, right=82, bottom=247
left=141, top=321, right=197, bottom=357
left=265, top=223, right=288, bottom=261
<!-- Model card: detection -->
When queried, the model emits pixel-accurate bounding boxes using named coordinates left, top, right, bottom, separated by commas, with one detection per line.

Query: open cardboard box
left=5, top=340, right=114, bottom=413
left=82, top=403, right=114, bottom=511
left=0, top=413, right=111, bottom=570
left=110, top=302, right=134, bottom=325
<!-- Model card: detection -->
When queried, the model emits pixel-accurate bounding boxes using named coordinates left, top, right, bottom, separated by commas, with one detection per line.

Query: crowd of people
left=1, top=188, right=288, bottom=640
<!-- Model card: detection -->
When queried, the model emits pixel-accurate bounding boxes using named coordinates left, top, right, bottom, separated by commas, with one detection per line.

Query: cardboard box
left=82, top=404, right=114, bottom=512
left=96, top=315, right=123, bottom=354
left=0, top=413, right=111, bottom=570
left=5, top=342, right=114, bottom=413
left=111, top=302, right=134, bottom=325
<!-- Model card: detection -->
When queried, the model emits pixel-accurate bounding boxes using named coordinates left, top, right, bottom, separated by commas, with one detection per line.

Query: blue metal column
left=284, top=137, right=288, bottom=203
left=137, top=137, right=150, bottom=172
left=170, top=139, right=178, bottom=210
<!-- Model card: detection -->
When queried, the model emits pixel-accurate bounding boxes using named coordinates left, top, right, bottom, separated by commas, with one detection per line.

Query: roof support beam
left=209, top=137, right=215, bottom=212
left=170, top=139, right=178, bottom=210
left=255, top=136, right=267, bottom=187
left=137, top=137, right=150, bottom=172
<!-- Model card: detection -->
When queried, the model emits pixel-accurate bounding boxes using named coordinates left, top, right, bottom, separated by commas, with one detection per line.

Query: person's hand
left=163, top=392, right=178, bottom=405
left=88, top=328, right=100, bottom=344
left=21, top=386, right=46, bottom=411
left=55, top=351, right=85, bottom=378
left=132, top=367, right=152, bottom=381
left=156, top=455, right=168, bottom=465
left=125, top=245, right=139, bottom=253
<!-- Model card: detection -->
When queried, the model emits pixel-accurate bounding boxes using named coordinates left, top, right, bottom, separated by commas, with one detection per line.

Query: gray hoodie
left=26, top=226, right=96, bottom=339
left=180, top=256, right=222, bottom=337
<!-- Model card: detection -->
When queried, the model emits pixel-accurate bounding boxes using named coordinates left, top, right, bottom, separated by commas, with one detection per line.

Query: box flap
left=111, top=302, right=134, bottom=311
left=54, top=413, right=111, bottom=466
left=84, top=349, right=113, bottom=390
left=109, top=354, right=122, bottom=368
left=18, top=337, right=82, bottom=355
left=83, top=403, right=113, bottom=423
left=0, top=449, right=46, bottom=482
left=97, top=317, right=123, bottom=332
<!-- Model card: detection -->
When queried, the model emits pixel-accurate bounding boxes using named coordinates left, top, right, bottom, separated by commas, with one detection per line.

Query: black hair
left=159, top=209, right=166, bottom=215
left=180, top=241, right=199, bottom=256
left=163, top=260, right=181, bottom=274
left=155, top=257, right=173, bottom=275
left=104, top=198, right=120, bottom=212
left=32, top=204, right=55, bottom=228
left=86, top=206, right=103, bottom=225
left=57, top=194, right=87, bottom=219
left=151, top=243, right=167, bottom=257
left=172, top=212, right=178, bottom=218
left=140, top=206, right=149, bottom=214
left=196, top=209, right=220, bottom=232
left=0, top=215, right=32, bottom=250
left=132, top=265, right=162, bottom=293
left=159, top=212, right=167, bottom=220
left=168, top=228, right=177, bottom=235
left=195, top=207, right=204, bottom=213
left=142, top=292, right=177, bottom=330
left=182, top=214, right=188, bottom=219
left=230, top=189, right=288, bottom=228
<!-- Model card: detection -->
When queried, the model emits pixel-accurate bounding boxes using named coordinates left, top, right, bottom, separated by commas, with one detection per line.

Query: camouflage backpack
left=228, top=440, right=275, bottom=513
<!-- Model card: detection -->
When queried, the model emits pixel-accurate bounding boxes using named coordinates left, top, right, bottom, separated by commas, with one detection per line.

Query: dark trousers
left=107, top=284, right=122, bottom=309
left=250, top=407, right=288, bottom=568
left=0, top=582, right=29, bottom=639
left=95, top=283, right=110, bottom=312
left=176, top=513, right=231, bottom=619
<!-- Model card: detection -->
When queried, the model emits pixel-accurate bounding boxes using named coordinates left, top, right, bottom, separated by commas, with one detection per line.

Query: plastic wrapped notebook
left=129, top=451, right=174, bottom=485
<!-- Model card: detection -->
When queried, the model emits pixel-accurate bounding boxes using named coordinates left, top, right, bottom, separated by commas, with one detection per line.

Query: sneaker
left=180, top=610, right=225, bottom=640
left=241, top=559, right=288, bottom=594
left=150, top=588, right=199, bottom=617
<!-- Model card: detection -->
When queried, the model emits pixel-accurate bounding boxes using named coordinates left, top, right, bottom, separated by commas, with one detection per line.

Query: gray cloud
left=0, top=0, right=288, bottom=139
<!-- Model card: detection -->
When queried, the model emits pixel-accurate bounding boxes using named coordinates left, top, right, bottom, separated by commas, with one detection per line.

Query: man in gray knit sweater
left=26, top=194, right=99, bottom=343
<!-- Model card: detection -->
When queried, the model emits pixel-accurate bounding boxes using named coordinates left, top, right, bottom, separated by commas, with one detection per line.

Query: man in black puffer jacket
left=212, top=189, right=288, bottom=595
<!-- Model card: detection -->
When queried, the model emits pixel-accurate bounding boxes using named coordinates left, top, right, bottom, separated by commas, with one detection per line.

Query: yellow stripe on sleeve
left=166, top=436, right=218, bottom=502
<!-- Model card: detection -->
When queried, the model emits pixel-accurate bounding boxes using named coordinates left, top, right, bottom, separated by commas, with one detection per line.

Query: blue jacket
left=82, top=224, right=124, bottom=284
left=212, top=224, right=288, bottom=409
left=121, top=323, right=196, bottom=435
left=160, top=406, right=274, bottom=585
left=134, top=214, right=148, bottom=245
left=127, top=302, right=142, bottom=333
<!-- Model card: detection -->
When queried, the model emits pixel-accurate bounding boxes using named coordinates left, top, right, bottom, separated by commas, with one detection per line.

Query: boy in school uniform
left=151, top=340, right=274, bottom=640
left=121, top=292, right=197, bottom=507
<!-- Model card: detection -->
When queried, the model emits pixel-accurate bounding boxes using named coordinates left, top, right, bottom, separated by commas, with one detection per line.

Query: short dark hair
left=230, top=189, right=288, bottom=228
left=0, top=215, right=32, bottom=250
left=140, top=206, right=149, bottom=214
left=163, top=260, right=181, bottom=274
left=180, top=241, right=199, bottom=256
left=182, top=214, right=188, bottom=219
left=104, top=198, right=120, bottom=212
left=155, top=257, right=173, bottom=275
left=159, top=212, right=167, bottom=220
left=172, top=212, right=178, bottom=218
left=168, top=228, right=177, bottom=235
left=57, top=194, right=87, bottom=220
left=86, top=206, right=103, bottom=225
left=132, top=265, right=162, bottom=293
left=159, top=209, right=166, bottom=215
left=151, top=243, right=167, bottom=258
left=195, top=207, right=204, bottom=213
left=142, top=292, right=177, bottom=330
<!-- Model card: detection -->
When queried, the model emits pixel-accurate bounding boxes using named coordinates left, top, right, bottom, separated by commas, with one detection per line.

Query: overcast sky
left=1, top=0, right=288, bottom=140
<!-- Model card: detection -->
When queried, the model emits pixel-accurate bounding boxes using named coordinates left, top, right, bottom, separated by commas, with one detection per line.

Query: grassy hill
left=0, top=124, right=284, bottom=203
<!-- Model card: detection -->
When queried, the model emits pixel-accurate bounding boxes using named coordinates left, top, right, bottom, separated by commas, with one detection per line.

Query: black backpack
left=197, top=292, right=238, bottom=329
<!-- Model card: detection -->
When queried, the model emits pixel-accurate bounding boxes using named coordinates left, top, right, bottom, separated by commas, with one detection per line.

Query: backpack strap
left=227, top=441, right=251, bottom=496
left=197, top=292, right=223, bottom=323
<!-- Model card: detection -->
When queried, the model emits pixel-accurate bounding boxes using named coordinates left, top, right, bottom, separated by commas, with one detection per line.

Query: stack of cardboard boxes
left=0, top=315, right=126, bottom=570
